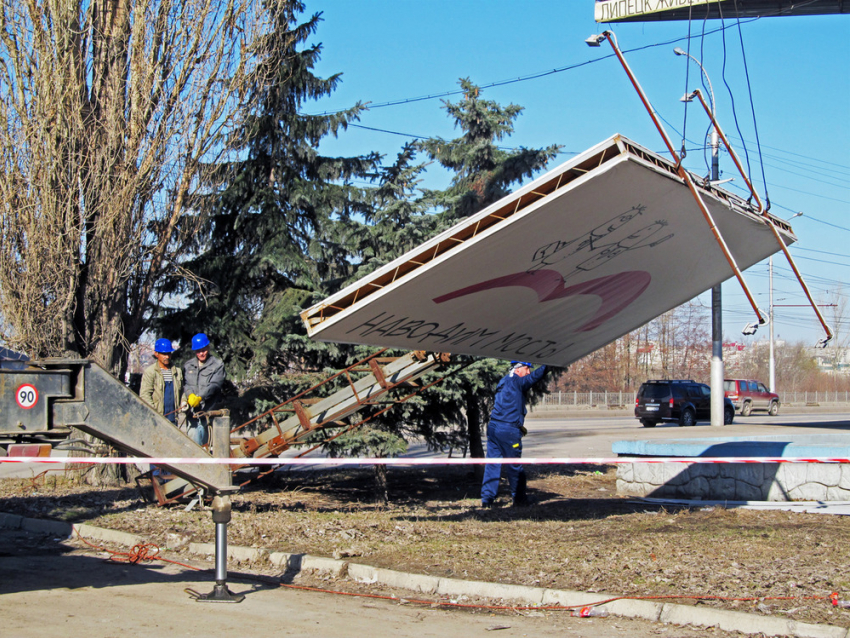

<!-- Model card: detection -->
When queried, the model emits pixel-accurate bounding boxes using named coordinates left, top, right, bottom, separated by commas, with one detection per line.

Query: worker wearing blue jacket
left=481, top=361, right=548, bottom=507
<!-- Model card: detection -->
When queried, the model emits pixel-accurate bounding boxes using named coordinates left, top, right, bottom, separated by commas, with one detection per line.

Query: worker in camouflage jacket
left=139, top=338, right=183, bottom=425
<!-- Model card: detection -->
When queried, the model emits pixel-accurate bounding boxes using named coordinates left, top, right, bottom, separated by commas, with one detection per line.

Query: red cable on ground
left=73, top=529, right=202, bottom=571
left=276, top=582, right=833, bottom=612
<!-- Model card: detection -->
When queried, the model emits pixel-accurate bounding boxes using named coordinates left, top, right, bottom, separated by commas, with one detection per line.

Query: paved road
left=524, top=409, right=850, bottom=457
left=400, top=409, right=850, bottom=460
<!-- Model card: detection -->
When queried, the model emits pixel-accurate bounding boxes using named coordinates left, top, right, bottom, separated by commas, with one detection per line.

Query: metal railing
left=535, top=391, right=631, bottom=409
left=534, top=390, right=850, bottom=410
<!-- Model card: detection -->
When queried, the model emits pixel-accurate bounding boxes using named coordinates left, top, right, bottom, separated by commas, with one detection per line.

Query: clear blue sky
left=304, top=1, right=849, bottom=347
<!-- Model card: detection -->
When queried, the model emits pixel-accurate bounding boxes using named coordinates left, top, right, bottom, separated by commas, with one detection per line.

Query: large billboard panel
left=301, top=135, right=794, bottom=367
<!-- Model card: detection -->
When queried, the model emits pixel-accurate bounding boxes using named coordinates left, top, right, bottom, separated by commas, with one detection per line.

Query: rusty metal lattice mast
left=156, top=350, right=453, bottom=502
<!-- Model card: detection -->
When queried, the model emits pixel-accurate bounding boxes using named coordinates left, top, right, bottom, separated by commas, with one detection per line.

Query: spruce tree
left=156, top=3, right=379, bottom=390
left=419, top=78, right=561, bottom=225
left=329, top=81, right=562, bottom=471
left=415, top=79, right=562, bottom=469
left=351, top=142, right=437, bottom=278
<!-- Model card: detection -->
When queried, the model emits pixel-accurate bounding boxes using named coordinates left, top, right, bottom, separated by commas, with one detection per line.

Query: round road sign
left=16, top=383, right=38, bottom=409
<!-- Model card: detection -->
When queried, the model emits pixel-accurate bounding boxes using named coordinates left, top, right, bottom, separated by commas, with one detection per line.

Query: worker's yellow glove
left=187, top=393, right=202, bottom=408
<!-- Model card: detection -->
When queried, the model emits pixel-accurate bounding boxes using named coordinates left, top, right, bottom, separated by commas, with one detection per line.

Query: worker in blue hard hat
left=181, top=333, right=226, bottom=447
left=480, top=360, right=548, bottom=508
left=139, top=338, right=184, bottom=426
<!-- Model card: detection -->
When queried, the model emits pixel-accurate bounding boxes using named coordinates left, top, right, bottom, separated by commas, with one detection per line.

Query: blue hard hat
left=511, top=361, right=532, bottom=367
left=154, top=338, right=174, bottom=354
left=191, top=333, right=210, bottom=350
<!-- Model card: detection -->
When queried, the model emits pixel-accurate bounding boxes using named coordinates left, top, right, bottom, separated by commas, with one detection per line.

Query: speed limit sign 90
left=16, top=383, right=38, bottom=409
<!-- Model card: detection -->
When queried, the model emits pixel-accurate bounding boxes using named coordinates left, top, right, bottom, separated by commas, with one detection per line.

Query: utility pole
left=674, top=47, right=725, bottom=427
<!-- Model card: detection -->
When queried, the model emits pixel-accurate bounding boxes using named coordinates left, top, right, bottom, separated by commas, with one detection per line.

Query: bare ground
left=2, top=465, right=850, bottom=630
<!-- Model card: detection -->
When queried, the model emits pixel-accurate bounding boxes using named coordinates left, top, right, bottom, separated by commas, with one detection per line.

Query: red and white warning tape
left=1, top=456, right=849, bottom=466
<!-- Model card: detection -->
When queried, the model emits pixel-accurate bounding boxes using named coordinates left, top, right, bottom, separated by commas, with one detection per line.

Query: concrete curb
left=0, top=511, right=146, bottom=546
left=73, top=523, right=145, bottom=547
left=0, top=512, right=23, bottom=529
left=2, top=511, right=847, bottom=637
left=267, top=551, right=348, bottom=578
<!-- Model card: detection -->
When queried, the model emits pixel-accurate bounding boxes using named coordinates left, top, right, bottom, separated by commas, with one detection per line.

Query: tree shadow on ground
left=230, top=464, right=691, bottom=524
left=0, top=484, right=147, bottom=523
left=0, top=527, right=282, bottom=599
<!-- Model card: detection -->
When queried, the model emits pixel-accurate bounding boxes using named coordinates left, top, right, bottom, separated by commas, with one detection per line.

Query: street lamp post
left=674, top=48, right=724, bottom=427
left=770, top=255, right=775, bottom=391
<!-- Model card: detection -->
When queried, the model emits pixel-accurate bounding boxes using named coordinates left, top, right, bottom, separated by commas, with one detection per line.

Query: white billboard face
left=302, top=136, right=793, bottom=367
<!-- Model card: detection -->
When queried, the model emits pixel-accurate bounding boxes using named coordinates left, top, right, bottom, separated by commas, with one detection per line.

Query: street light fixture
left=674, top=48, right=716, bottom=118
left=585, top=34, right=607, bottom=47
left=673, top=48, right=719, bottom=185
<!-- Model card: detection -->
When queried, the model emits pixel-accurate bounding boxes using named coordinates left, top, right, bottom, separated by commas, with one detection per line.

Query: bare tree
left=674, top=300, right=710, bottom=380
left=551, top=299, right=711, bottom=392
left=0, top=0, right=286, bottom=372
left=773, top=341, right=819, bottom=392
left=638, top=300, right=709, bottom=380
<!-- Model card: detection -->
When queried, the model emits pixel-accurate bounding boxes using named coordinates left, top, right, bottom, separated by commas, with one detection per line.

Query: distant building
left=808, top=346, right=850, bottom=375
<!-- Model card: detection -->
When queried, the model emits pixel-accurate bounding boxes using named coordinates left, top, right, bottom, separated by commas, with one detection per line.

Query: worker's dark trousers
left=481, top=421, right=526, bottom=505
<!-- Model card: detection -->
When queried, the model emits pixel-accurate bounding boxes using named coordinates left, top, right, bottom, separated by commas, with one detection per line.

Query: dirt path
left=2, top=527, right=740, bottom=638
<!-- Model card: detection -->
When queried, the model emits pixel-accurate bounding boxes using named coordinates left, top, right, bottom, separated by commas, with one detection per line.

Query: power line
left=726, top=180, right=850, bottom=207
left=728, top=135, right=850, bottom=174
left=757, top=159, right=850, bottom=192
left=793, top=246, right=850, bottom=260
left=793, top=254, right=850, bottom=268
left=308, top=18, right=762, bottom=117
left=794, top=214, right=850, bottom=233
left=348, top=124, right=582, bottom=158
left=757, top=152, right=850, bottom=181
left=317, top=13, right=847, bottom=236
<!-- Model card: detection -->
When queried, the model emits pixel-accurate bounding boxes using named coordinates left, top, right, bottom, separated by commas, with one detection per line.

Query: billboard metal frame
left=594, top=0, right=849, bottom=23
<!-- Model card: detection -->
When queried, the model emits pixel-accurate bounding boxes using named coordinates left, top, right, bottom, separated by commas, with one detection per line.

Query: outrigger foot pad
left=190, top=581, right=245, bottom=603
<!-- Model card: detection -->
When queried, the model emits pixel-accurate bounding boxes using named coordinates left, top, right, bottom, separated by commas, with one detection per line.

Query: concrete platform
left=612, top=433, right=850, bottom=458
left=613, top=434, right=850, bottom=501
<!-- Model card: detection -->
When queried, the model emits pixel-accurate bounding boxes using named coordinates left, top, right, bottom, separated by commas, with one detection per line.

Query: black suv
left=634, top=380, right=734, bottom=428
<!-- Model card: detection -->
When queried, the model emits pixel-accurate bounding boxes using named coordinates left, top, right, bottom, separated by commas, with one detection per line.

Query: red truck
left=723, top=379, right=780, bottom=416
